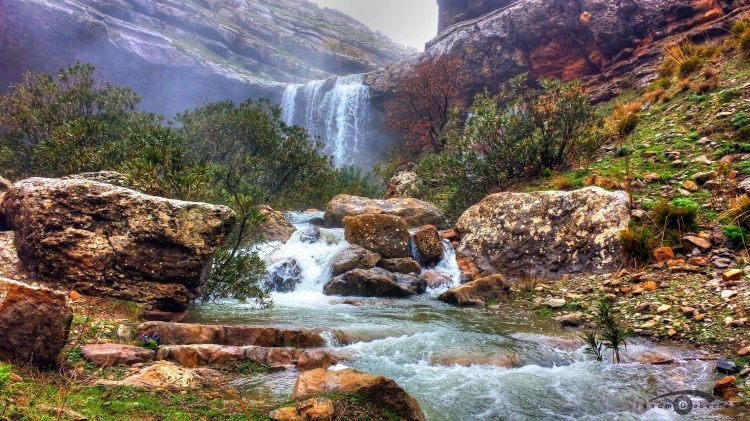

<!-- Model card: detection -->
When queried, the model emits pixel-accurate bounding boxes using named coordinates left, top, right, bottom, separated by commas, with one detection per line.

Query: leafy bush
left=651, top=198, right=699, bottom=233
left=141, top=334, right=161, bottom=351
left=723, top=225, right=748, bottom=249
left=415, top=75, right=602, bottom=218
left=719, top=89, right=742, bottom=103
left=733, top=112, right=750, bottom=129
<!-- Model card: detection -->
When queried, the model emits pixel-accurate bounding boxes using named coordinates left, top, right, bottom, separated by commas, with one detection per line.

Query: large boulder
left=330, top=246, right=381, bottom=276
left=259, top=205, right=296, bottom=242
left=455, top=187, right=629, bottom=279
left=384, top=168, right=419, bottom=199
left=325, top=195, right=447, bottom=228
left=0, top=177, right=235, bottom=312
left=0, top=279, right=72, bottom=368
left=438, top=275, right=511, bottom=307
left=344, top=214, right=411, bottom=259
left=292, top=368, right=425, bottom=421
left=264, top=259, right=303, bottom=293
left=411, top=225, right=444, bottom=264
left=323, top=268, right=425, bottom=297
left=136, top=321, right=349, bottom=348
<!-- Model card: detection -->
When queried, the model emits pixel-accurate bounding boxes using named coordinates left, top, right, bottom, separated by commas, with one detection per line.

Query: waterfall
left=281, top=75, right=371, bottom=167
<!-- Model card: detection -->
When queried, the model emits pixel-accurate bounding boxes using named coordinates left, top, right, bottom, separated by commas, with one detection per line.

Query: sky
left=310, top=0, right=439, bottom=51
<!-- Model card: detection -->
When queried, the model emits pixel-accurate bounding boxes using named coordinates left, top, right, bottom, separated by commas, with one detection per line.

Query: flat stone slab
left=81, top=343, right=155, bottom=367
left=156, top=344, right=340, bottom=371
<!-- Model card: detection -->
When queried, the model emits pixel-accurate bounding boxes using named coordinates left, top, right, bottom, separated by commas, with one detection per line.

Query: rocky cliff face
left=436, top=0, right=513, bottom=32
left=0, top=0, right=411, bottom=115
left=368, top=0, right=745, bottom=105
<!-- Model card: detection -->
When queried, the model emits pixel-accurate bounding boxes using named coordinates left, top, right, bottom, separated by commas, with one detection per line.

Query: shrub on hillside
left=651, top=198, right=700, bottom=235
left=620, top=225, right=654, bottom=263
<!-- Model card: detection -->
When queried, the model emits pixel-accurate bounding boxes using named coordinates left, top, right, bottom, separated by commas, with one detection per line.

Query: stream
left=188, top=212, right=741, bottom=420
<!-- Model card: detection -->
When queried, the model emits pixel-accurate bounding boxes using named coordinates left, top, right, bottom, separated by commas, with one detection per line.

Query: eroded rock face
left=323, top=268, right=424, bottom=298
left=437, top=0, right=514, bottom=32
left=292, top=368, right=425, bottom=421
left=0, top=279, right=72, bottom=368
left=1, top=177, right=235, bottom=311
left=384, top=169, right=419, bottom=199
left=325, top=195, right=447, bottom=228
left=438, top=275, right=511, bottom=307
left=344, top=214, right=411, bottom=259
left=455, top=187, right=629, bottom=279
left=97, top=361, right=222, bottom=390
left=137, top=322, right=349, bottom=348
left=81, top=344, right=155, bottom=367
left=259, top=206, right=296, bottom=243
left=330, top=246, right=381, bottom=276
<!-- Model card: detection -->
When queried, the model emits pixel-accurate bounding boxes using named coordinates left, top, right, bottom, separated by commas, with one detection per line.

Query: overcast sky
left=310, top=0, right=439, bottom=50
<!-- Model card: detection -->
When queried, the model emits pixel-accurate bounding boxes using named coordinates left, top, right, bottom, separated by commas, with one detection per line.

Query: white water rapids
left=280, top=75, right=371, bottom=168
left=190, top=212, right=740, bottom=420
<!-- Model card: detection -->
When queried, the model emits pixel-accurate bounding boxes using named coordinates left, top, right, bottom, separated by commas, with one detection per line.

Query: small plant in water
left=581, top=330, right=604, bottom=362
left=142, top=333, right=161, bottom=350
left=593, top=300, right=630, bottom=364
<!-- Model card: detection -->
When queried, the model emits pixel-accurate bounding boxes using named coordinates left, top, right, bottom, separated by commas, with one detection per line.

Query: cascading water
left=281, top=75, right=371, bottom=167
left=190, top=212, right=736, bottom=420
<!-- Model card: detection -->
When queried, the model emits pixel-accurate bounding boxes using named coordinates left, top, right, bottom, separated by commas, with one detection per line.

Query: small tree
left=389, top=56, right=467, bottom=156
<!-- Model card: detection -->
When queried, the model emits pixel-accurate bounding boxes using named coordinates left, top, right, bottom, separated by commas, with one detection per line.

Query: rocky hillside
left=368, top=0, right=747, bottom=105
left=0, top=0, right=411, bottom=115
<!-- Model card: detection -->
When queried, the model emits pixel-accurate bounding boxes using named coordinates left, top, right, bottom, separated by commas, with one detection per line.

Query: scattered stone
left=455, top=187, right=629, bottom=279
left=721, top=290, right=738, bottom=300
left=291, top=368, right=425, bottom=421
left=116, top=324, right=134, bottom=341
left=680, top=307, right=697, bottom=317
left=411, top=225, right=443, bottom=263
left=682, top=180, right=698, bottom=192
left=325, top=194, right=446, bottom=228
left=738, top=178, right=750, bottom=193
left=378, top=257, right=421, bottom=275
left=545, top=298, right=567, bottom=309
left=682, top=236, right=711, bottom=250
left=653, top=247, right=675, bottom=262
left=713, top=376, right=739, bottom=400
left=557, top=312, right=584, bottom=327
left=330, top=246, right=381, bottom=276
left=643, top=172, right=660, bottom=182
left=344, top=214, right=411, bottom=258
left=693, top=171, right=717, bottom=185
left=1, top=177, right=235, bottom=312
left=656, top=304, right=671, bottom=314
left=640, top=320, right=658, bottom=329
left=737, top=346, right=750, bottom=357
left=97, top=361, right=222, bottom=390
left=722, top=269, right=743, bottom=282
left=269, top=397, right=335, bottom=421
left=296, top=349, right=341, bottom=371
left=81, top=344, right=155, bottom=367
left=635, top=353, right=674, bottom=365
left=0, top=279, right=72, bottom=368
left=258, top=205, right=296, bottom=242
left=437, top=275, right=511, bottom=308
left=642, top=281, right=658, bottom=291
left=323, top=268, right=425, bottom=298
left=717, top=358, right=740, bottom=374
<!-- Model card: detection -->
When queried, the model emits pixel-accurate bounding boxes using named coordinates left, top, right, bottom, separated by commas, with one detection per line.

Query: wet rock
left=297, top=349, right=341, bottom=371
left=430, top=353, right=520, bottom=368
left=330, top=246, right=381, bottom=276
left=325, top=195, right=446, bottom=228
left=545, top=298, right=567, bottom=309
left=378, top=257, right=421, bottom=274
left=713, top=376, right=739, bottom=400
left=323, top=268, right=423, bottom=298
left=412, top=225, right=443, bottom=264
left=297, top=226, right=321, bottom=244
left=557, top=312, right=584, bottom=327
left=156, top=344, right=337, bottom=371
left=270, top=397, right=335, bottom=421
left=98, top=361, right=222, bottom=390
left=81, top=344, right=155, bottom=367
left=1, top=177, right=235, bottom=312
left=633, top=353, right=674, bottom=365
left=717, top=358, right=740, bottom=374
left=344, top=214, right=411, bottom=258
left=393, top=273, right=428, bottom=295
left=259, top=206, right=296, bottom=242
left=438, top=275, right=511, bottom=307
left=384, top=168, right=419, bottom=199
left=136, top=322, right=346, bottom=348
left=455, top=187, right=629, bottom=279
left=265, top=259, right=302, bottom=293
left=421, top=271, right=453, bottom=289
left=292, top=368, right=425, bottom=421
left=0, top=279, right=72, bottom=368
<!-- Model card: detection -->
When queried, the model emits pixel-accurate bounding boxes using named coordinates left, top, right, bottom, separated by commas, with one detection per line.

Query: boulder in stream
left=330, top=245, right=381, bottom=276
left=265, top=258, right=303, bottom=293
left=378, top=257, right=421, bottom=274
left=291, top=368, right=425, bottom=421
left=412, top=225, right=443, bottom=264
left=325, top=194, right=447, bottom=228
left=455, top=187, right=629, bottom=279
left=0, top=279, right=73, bottom=368
left=1, top=177, right=235, bottom=312
left=323, top=268, right=424, bottom=298
left=297, top=226, right=321, bottom=244
left=259, top=205, right=296, bottom=242
left=344, top=214, right=411, bottom=259
left=438, top=275, right=511, bottom=308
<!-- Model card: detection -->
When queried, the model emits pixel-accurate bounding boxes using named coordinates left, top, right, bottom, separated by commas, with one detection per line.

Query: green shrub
left=734, top=112, right=750, bottom=129
left=723, top=225, right=748, bottom=249
left=652, top=198, right=699, bottom=233
left=719, top=89, right=742, bottom=103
